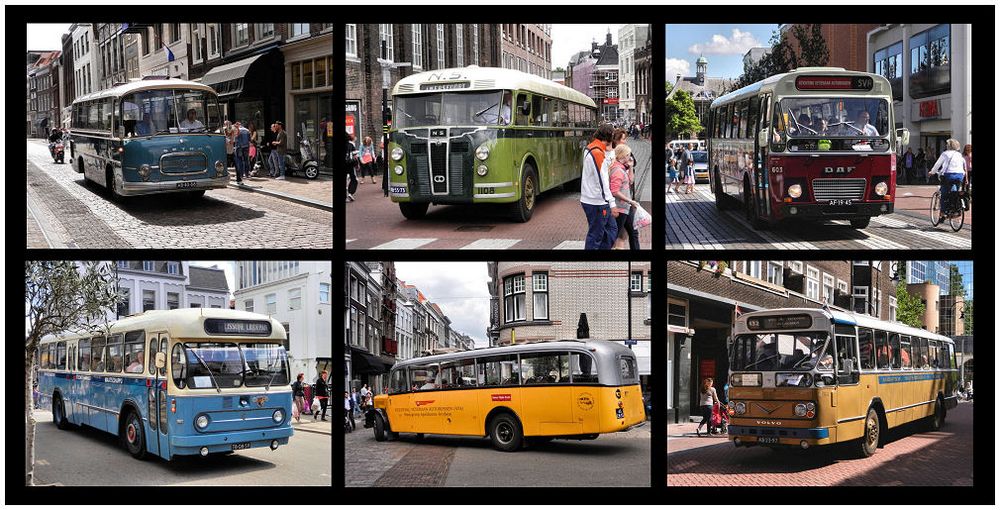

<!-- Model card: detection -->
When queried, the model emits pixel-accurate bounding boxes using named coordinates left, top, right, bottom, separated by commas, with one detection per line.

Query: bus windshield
left=772, top=97, right=890, bottom=151
left=120, top=88, right=221, bottom=137
left=394, top=91, right=507, bottom=128
left=183, top=342, right=244, bottom=389
left=731, top=332, right=831, bottom=371
left=242, top=343, right=290, bottom=387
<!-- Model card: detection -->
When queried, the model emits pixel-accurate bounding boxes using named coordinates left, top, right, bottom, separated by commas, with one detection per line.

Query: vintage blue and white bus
left=36, top=308, right=293, bottom=460
left=69, top=79, right=228, bottom=200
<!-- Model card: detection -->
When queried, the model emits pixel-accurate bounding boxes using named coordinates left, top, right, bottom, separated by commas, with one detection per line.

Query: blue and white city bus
left=69, top=79, right=228, bottom=200
left=35, top=308, right=293, bottom=460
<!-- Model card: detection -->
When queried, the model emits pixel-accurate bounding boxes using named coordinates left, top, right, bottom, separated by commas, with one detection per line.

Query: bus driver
left=180, top=108, right=205, bottom=132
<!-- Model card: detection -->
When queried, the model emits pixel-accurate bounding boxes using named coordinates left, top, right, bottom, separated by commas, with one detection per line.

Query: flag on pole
left=166, top=46, right=175, bottom=62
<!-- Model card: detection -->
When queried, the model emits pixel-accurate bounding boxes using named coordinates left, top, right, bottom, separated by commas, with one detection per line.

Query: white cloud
left=688, top=29, right=762, bottom=56
left=395, top=262, right=491, bottom=346
left=664, top=58, right=691, bottom=83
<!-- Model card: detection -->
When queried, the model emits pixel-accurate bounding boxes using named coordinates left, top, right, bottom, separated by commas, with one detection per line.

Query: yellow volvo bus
left=387, top=66, right=598, bottom=222
left=367, top=340, right=644, bottom=451
left=727, top=307, right=958, bottom=457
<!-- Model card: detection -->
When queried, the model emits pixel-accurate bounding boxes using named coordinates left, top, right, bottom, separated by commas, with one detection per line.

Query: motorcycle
left=287, top=132, right=320, bottom=180
left=49, top=139, right=65, bottom=164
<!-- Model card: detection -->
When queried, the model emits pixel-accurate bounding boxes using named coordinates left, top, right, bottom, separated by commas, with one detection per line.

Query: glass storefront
left=294, top=93, right=333, bottom=169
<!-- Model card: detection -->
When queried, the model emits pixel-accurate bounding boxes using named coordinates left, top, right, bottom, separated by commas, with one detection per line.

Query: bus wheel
left=856, top=407, right=880, bottom=458
left=929, top=396, right=946, bottom=431
left=52, top=394, right=70, bottom=430
left=713, top=171, right=730, bottom=211
left=743, top=179, right=766, bottom=230
left=373, top=413, right=387, bottom=441
left=399, top=202, right=429, bottom=220
left=106, top=167, right=125, bottom=203
left=489, top=413, right=523, bottom=452
left=511, top=164, right=538, bottom=223
left=849, top=217, right=871, bottom=229
left=122, top=409, right=148, bottom=460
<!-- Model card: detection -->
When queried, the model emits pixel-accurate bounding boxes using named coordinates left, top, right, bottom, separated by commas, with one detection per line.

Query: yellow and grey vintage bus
left=386, top=66, right=598, bottom=222
left=728, top=307, right=959, bottom=457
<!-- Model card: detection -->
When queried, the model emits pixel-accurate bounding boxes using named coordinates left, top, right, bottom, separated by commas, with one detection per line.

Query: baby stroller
left=710, top=402, right=730, bottom=435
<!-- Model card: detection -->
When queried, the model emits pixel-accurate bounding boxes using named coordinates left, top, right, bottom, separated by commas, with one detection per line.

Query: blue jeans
left=939, top=173, right=963, bottom=214
left=234, top=147, right=249, bottom=179
left=269, top=151, right=285, bottom=177
left=582, top=202, right=618, bottom=250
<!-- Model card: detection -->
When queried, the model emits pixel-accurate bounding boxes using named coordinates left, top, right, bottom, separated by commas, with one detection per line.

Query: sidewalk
left=667, top=420, right=729, bottom=439
left=292, top=412, right=334, bottom=436
left=227, top=171, right=333, bottom=212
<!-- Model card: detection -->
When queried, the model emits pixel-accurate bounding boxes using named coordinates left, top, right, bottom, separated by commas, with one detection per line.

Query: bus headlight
left=391, top=147, right=403, bottom=161
left=477, top=164, right=488, bottom=176
left=195, top=414, right=210, bottom=430
left=475, top=144, right=490, bottom=161
left=394, top=165, right=404, bottom=175
left=733, top=401, right=746, bottom=415
left=215, top=161, right=225, bottom=173
left=874, top=181, right=888, bottom=196
left=138, top=164, right=152, bottom=181
left=794, top=404, right=808, bottom=417
left=272, top=409, right=284, bottom=423
left=787, top=183, right=802, bottom=198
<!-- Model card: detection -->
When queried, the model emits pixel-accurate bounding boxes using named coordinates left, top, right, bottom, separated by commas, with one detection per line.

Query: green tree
left=962, top=300, right=973, bottom=335
left=665, top=81, right=673, bottom=96
left=25, top=261, right=120, bottom=486
left=894, top=280, right=925, bottom=328
left=664, top=89, right=702, bottom=139
left=793, top=24, right=830, bottom=67
left=948, top=264, right=966, bottom=297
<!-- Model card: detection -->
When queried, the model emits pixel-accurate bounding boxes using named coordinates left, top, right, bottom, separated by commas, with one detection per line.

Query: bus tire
left=106, top=166, right=125, bottom=203
left=373, top=413, right=388, bottom=441
left=928, top=396, right=946, bottom=431
left=856, top=407, right=880, bottom=458
left=122, top=409, right=148, bottom=460
left=511, top=164, right=537, bottom=223
left=52, top=394, right=70, bottom=430
left=849, top=217, right=871, bottom=229
left=743, top=178, right=766, bottom=230
left=713, top=170, right=730, bottom=211
left=399, top=202, right=429, bottom=220
left=489, top=412, right=523, bottom=452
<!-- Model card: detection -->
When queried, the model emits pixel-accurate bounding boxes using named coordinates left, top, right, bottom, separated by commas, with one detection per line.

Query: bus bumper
left=779, top=202, right=893, bottom=220
left=121, top=175, right=229, bottom=196
left=728, top=425, right=833, bottom=447
left=170, top=425, right=293, bottom=456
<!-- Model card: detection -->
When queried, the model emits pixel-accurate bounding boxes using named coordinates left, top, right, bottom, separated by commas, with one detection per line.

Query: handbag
left=360, top=148, right=373, bottom=165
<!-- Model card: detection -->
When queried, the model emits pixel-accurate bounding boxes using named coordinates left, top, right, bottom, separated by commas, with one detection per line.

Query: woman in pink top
left=609, top=144, right=639, bottom=250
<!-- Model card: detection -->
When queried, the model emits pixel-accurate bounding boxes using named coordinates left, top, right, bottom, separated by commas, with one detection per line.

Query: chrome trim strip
left=885, top=400, right=934, bottom=414
left=211, top=417, right=273, bottom=424
left=475, top=181, right=514, bottom=188
left=837, top=415, right=866, bottom=424
left=75, top=401, right=121, bottom=416
left=474, top=192, right=516, bottom=199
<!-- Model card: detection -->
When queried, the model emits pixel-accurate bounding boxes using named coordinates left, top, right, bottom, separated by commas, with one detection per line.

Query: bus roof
left=738, top=307, right=953, bottom=343
left=40, top=308, right=286, bottom=343
left=389, top=339, right=633, bottom=369
left=711, top=67, right=890, bottom=109
left=392, top=66, right=597, bottom=108
left=72, top=79, right=216, bottom=104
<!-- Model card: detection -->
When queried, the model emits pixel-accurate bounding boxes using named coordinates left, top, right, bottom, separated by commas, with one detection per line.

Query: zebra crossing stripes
left=369, top=238, right=437, bottom=250
left=459, top=238, right=521, bottom=250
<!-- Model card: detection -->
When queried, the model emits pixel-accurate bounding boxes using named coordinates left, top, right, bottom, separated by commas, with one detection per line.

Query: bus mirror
left=520, top=101, right=531, bottom=116
left=155, top=352, right=166, bottom=370
left=895, top=128, right=910, bottom=149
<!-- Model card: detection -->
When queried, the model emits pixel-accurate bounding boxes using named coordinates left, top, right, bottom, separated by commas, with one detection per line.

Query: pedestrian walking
left=358, top=136, right=377, bottom=184
left=680, top=143, right=695, bottom=194
left=271, top=121, right=288, bottom=179
left=914, top=148, right=927, bottom=184
left=223, top=120, right=236, bottom=171
left=580, top=124, right=617, bottom=250
left=351, top=387, right=361, bottom=417
left=901, top=147, right=915, bottom=185
left=313, top=370, right=330, bottom=421
left=291, top=373, right=306, bottom=422
left=234, top=121, right=250, bottom=184
left=962, top=144, right=972, bottom=187
left=694, top=377, right=720, bottom=437
left=345, top=132, right=360, bottom=202
left=344, top=391, right=356, bottom=432
left=667, top=154, right=680, bottom=193
left=609, top=144, right=640, bottom=250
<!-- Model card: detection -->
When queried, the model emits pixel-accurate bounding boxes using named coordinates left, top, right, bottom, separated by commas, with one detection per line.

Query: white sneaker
left=347, top=194, right=355, bottom=202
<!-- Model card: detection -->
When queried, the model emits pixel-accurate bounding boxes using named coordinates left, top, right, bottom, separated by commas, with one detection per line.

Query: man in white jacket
left=580, top=125, right=617, bottom=249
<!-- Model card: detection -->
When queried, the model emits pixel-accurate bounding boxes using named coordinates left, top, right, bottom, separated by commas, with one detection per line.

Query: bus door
left=145, top=332, right=170, bottom=458
left=518, top=352, right=576, bottom=436
left=833, top=325, right=863, bottom=438
left=752, top=94, right=771, bottom=220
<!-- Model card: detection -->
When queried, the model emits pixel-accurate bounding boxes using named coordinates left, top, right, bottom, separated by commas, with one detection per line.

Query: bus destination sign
left=746, top=314, right=813, bottom=331
left=204, top=319, right=272, bottom=336
left=420, top=81, right=470, bottom=91
left=795, top=76, right=874, bottom=91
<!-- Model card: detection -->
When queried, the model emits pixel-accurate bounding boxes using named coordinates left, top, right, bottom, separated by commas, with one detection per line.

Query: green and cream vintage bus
left=387, top=66, right=598, bottom=222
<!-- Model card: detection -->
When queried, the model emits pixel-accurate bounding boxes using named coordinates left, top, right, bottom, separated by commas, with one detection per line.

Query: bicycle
left=929, top=185, right=966, bottom=232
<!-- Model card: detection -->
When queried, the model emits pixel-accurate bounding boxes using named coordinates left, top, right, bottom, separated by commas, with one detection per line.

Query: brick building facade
left=781, top=23, right=879, bottom=72
left=500, top=24, right=552, bottom=79
left=345, top=24, right=501, bottom=147
left=666, top=260, right=894, bottom=423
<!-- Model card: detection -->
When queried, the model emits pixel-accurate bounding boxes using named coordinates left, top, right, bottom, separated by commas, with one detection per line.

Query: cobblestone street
left=25, top=140, right=332, bottom=249
left=345, top=422, right=651, bottom=487
left=666, top=401, right=974, bottom=486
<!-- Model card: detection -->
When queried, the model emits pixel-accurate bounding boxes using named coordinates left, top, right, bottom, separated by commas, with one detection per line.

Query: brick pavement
left=666, top=401, right=974, bottom=486
left=27, top=207, right=49, bottom=248
left=25, top=140, right=332, bottom=249
left=666, top=184, right=971, bottom=250
left=346, top=139, right=653, bottom=250
left=229, top=172, right=333, bottom=207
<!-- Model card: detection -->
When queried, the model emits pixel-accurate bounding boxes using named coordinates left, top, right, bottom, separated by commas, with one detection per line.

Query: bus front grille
left=429, top=142, right=448, bottom=194
left=160, top=152, right=208, bottom=174
left=811, top=178, right=866, bottom=201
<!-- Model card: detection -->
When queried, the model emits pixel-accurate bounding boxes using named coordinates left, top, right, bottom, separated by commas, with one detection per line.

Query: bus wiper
left=186, top=346, right=222, bottom=393
left=842, top=121, right=865, bottom=134
left=474, top=103, right=499, bottom=118
left=787, top=108, right=817, bottom=135
left=744, top=353, right=780, bottom=370
left=789, top=343, right=825, bottom=370
left=264, top=363, right=283, bottom=392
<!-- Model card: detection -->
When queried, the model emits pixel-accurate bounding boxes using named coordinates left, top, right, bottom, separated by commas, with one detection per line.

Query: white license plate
left=230, top=442, right=252, bottom=451
left=176, top=181, right=197, bottom=189
left=757, top=436, right=779, bottom=444
left=827, top=199, right=854, bottom=206
left=389, top=186, right=406, bottom=194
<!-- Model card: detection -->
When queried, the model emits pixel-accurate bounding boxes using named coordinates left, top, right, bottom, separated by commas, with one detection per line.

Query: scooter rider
left=48, top=128, right=64, bottom=161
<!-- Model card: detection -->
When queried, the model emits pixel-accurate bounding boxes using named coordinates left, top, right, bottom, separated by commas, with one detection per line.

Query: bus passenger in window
left=126, top=350, right=144, bottom=373
left=179, top=108, right=205, bottom=132
left=854, top=110, right=879, bottom=137
left=498, top=92, right=513, bottom=125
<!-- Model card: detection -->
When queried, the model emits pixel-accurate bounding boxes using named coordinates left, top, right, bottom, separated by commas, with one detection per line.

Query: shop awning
left=350, top=347, right=393, bottom=375
left=201, top=54, right=263, bottom=98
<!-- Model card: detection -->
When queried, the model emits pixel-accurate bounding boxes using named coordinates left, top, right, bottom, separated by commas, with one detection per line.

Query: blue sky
left=665, top=24, right=780, bottom=83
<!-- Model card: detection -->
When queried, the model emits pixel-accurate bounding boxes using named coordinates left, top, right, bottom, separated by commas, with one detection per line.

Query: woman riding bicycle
left=928, top=138, right=968, bottom=221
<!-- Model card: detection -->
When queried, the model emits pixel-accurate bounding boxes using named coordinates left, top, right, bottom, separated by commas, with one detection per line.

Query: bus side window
left=56, top=342, right=67, bottom=370
left=171, top=343, right=186, bottom=388
left=124, top=330, right=144, bottom=374
left=858, top=329, right=875, bottom=370
left=79, top=338, right=91, bottom=372
left=928, top=340, right=940, bottom=368
left=92, top=336, right=106, bottom=372
left=834, top=328, right=858, bottom=384
left=530, top=95, right=544, bottom=126
left=874, top=330, right=890, bottom=369
left=515, top=93, right=530, bottom=126
left=388, top=368, right=408, bottom=394
left=106, top=333, right=124, bottom=373
left=148, top=338, right=158, bottom=375
left=899, top=336, right=911, bottom=369
left=520, top=352, right=567, bottom=385
left=570, top=352, right=598, bottom=383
